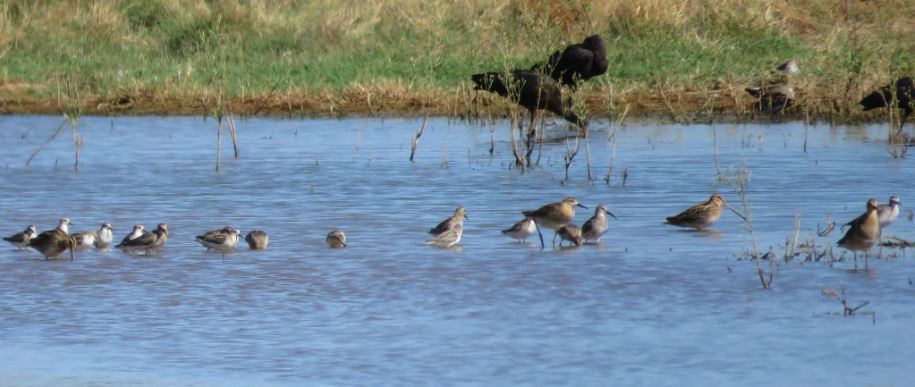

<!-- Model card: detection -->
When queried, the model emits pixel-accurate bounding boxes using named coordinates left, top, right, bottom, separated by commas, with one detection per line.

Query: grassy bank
left=0, top=0, right=912, bottom=121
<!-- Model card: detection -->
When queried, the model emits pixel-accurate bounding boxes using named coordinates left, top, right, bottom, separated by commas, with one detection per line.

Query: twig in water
left=712, top=127, right=723, bottom=181
left=25, top=120, right=68, bottom=168
left=409, top=113, right=428, bottom=162
left=216, top=114, right=223, bottom=173
left=563, top=132, right=581, bottom=182
left=227, top=115, right=240, bottom=159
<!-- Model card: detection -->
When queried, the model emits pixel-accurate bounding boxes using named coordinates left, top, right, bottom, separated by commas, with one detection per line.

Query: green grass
left=0, top=0, right=912, bottom=116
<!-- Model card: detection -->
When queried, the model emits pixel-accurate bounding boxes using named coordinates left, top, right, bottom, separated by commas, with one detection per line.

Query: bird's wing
left=125, top=231, right=157, bottom=246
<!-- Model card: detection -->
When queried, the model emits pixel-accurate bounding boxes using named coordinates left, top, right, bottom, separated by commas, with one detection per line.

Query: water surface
left=0, top=116, right=913, bottom=386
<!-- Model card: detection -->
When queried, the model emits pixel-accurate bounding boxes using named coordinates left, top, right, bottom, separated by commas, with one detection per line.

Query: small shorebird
left=4, top=225, right=37, bottom=249
left=776, top=59, right=800, bottom=75
left=426, top=225, right=463, bottom=248
left=555, top=224, right=583, bottom=247
left=581, top=204, right=617, bottom=243
left=877, top=195, right=902, bottom=228
left=72, top=223, right=113, bottom=250
left=746, top=82, right=795, bottom=115
left=523, top=197, right=587, bottom=247
left=71, top=230, right=97, bottom=250
left=245, top=229, right=269, bottom=250
left=117, top=223, right=168, bottom=255
left=429, top=207, right=467, bottom=236
left=120, top=224, right=144, bottom=245
left=502, top=216, right=537, bottom=242
left=326, top=229, right=346, bottom=248
left=745, top=60, right=798, bottom=116
left=838, top=198, right=881, bottom=269
left=666, top=194, right=729, bottom=230
left=860, top=76, right=913, bottom=129
left=95, top=223, right=114, bottom=249
left=28, top=218, right=75, bottom=260
left=195, top=226, right=242, bottom=251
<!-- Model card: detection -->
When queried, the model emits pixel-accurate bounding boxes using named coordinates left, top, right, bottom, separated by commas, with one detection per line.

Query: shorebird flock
left=3, top=194, right=902, bottom=266
left=2, top=34, right=911, bottom=264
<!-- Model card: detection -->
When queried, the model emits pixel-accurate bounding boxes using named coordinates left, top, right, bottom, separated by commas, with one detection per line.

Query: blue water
left=0, top=116, right=913, bottom=386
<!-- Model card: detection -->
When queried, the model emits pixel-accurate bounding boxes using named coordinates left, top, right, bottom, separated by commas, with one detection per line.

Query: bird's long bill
left=463, top=214, right=469, bottom=220
left=606, top=210, right=618, bottom=220
left=725, top=204, right=749, bottom=222
left=576, top=204, right=588, bottom=209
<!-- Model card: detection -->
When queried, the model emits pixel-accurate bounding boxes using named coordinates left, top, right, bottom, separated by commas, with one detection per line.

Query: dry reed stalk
left=25, top=120, right=68, bottom=169
left=227, top=114, right=240, bottom=159
left=563, top=133, right=581, bottom=182
left=409, top=113, right=428, bottom=162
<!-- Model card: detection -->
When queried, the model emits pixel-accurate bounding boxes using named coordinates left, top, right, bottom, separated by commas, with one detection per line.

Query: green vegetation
left=0, top=0, right=912, bottom=118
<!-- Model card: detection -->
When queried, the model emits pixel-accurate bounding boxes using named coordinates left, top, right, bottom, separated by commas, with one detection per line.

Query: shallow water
left=0, top=116, right=913, bottom=386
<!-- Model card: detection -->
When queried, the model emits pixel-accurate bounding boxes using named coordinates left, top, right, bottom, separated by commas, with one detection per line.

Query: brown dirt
left=0, top=82, right=897, bottom=124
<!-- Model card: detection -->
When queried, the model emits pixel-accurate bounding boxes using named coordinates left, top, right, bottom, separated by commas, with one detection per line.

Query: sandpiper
left=95, top=223, right=114, bottom=249
left=745, top=82, right=795, bottom=115
left=581, top=204, right=617, bottom=243
left=523, top=197, right=587, bottom=247
left=195, top=226, right=242, bottom=251
left=555, top=224, right=583, bottom=247
left=426, top=225, right=463, bottom=248
left=245, top=229, right=269, bottom=250
left=838, top=198, right=881, bottom=269
left=429, top=207, right=467, bottom=236
left=117, top=223, right=168, bottom=255
left=120, top=224, right=144, bottom=245
left=877, top=195, right=901, bottom=228
left=72, top=223, right=111, bottom=250
left=27, top=218, right=75, bottom=260
left=326, top=229, right=346, bottom=248
left=666, top=194, right=727, bottom=230
left=776, top=59, right=800, bottom=75
left=502, top=216, right=537, bottom=242
left=4, top=225, right=37, bottom=249
left=71, top=230, right=97, bottom=250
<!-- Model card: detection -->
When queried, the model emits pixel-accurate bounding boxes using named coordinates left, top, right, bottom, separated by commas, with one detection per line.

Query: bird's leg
left=853, top=252, right=858, bottom=271
left=901, top=109, right=910, bottom=131
left=535, top=223, right=545, bottom=250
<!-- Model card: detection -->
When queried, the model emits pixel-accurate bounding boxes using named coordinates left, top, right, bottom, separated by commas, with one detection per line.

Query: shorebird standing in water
left=72, top=223, right=112, bottom=250
left=245, top=230, right=269, bottom=250
left=117, top=223, right=168, bottom=255
left=429, top=207, right=467, bottom=236
left=838, top=199, right=881, bottom=270
left=666, top=194, right=735, bottom=230
left=581, top=204, right=617, bottom=243
left=95, top=223, right=114, bottom=249
left=523, top=197, right=587, bottom=248
left=120, top=224, right=144, bottom=246
left=877, top=195, right=902, bottom=229
left=326, top=229, right=346, bottom=248
left=555, top=224, right=583, bottom=247
left=195, top=227, right=242, bottom=252
left=426, top=225, right=463, bottom=248
left=502, top=216, right=537, bottom=243
left=4, top=225, right=37, bottom=249
left=28, top=218, right=75, bottom=260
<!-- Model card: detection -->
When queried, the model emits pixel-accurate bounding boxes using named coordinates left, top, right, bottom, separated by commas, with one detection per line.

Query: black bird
left=860, top=77, right=914, bottom=129
left=530, top=34, right=608, bottom=89
left=471, top=70, right=586, bottom=129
